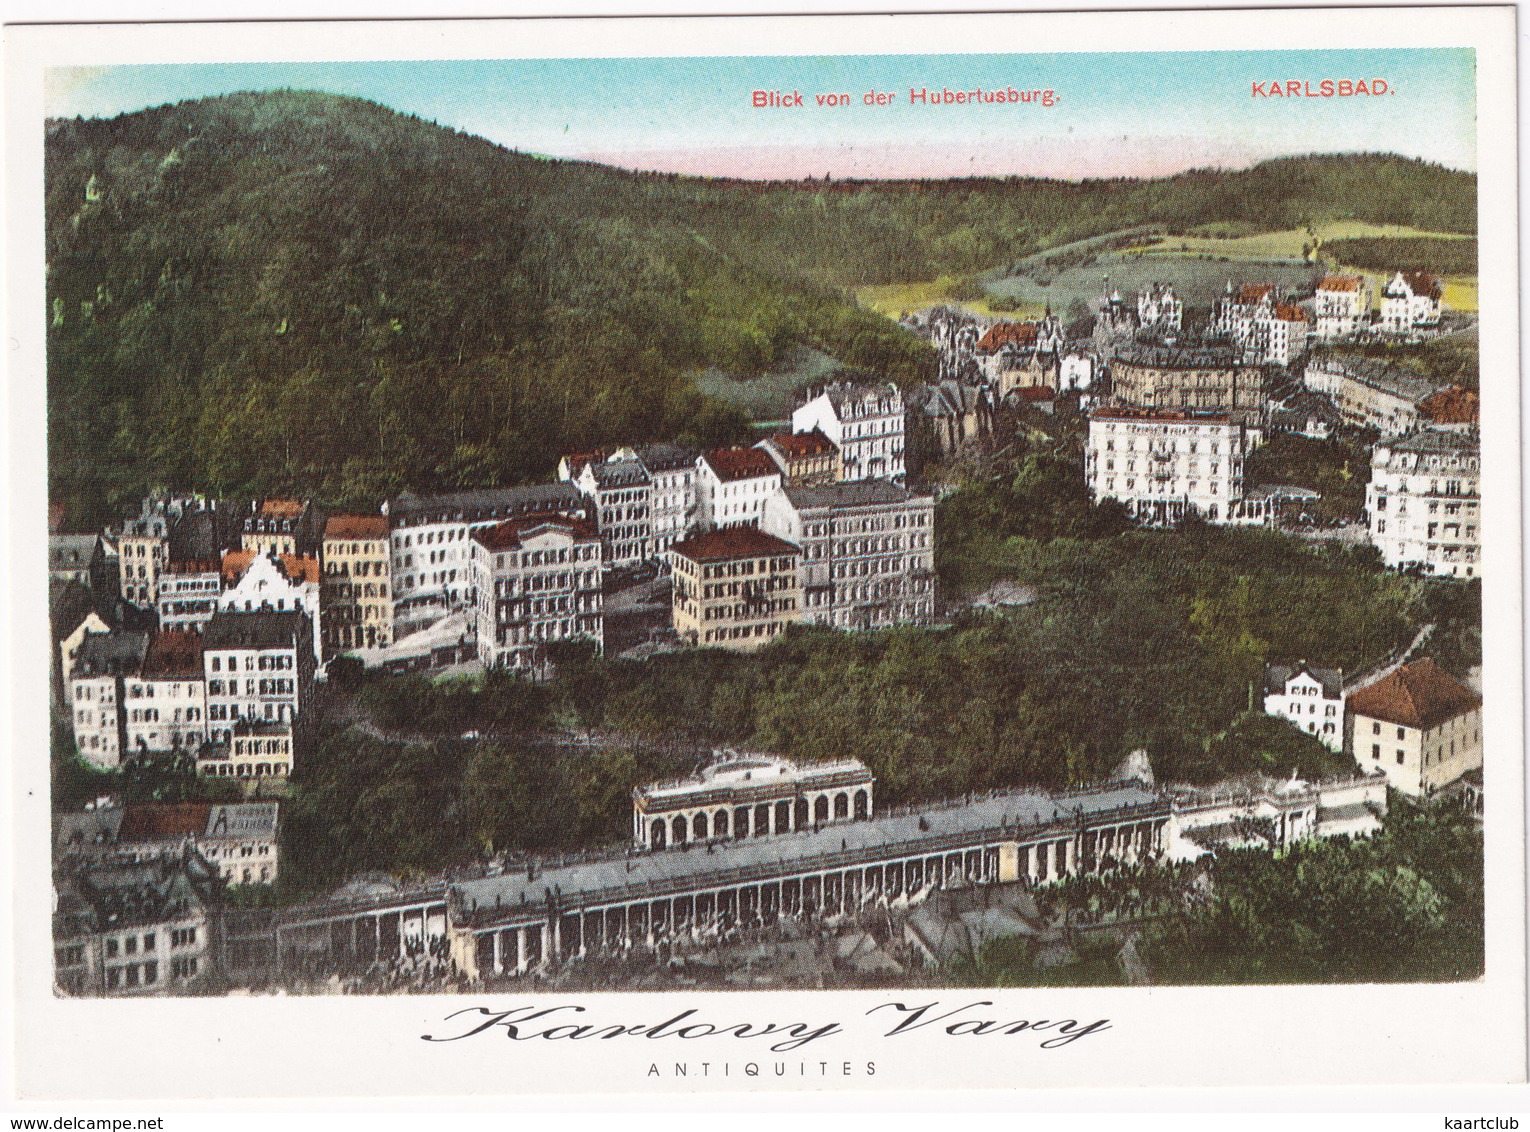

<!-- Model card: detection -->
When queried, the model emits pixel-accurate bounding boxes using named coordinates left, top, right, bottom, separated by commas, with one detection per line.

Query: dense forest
left=47, top=89, right=1477, bottom=528
left=1325, top=235, right=1478, bottom=276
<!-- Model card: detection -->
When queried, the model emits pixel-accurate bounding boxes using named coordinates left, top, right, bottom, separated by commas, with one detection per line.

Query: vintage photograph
left=35, top=34, right=1498, bottom=1013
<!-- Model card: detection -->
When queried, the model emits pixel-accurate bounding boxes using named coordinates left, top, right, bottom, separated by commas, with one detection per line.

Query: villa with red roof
left=467, top=515, right=603, bottom=673
left=1314, top=274, right=1372, bottom=339
left=695, top=446, right=782, bottom=531
left=1346, top=657, right=1482, bottom=798
left=1381, top=270, right=1445, bottom=336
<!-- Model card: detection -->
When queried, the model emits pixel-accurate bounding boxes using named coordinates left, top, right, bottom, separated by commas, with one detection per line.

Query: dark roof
left=763, top=429, right=837, bottom=459
left=1347, top=658, right=1481, bottom=730
left=387, top=483, right=584, bottom=523
left=635, top=443, right=698, bottom=473
left=324, top=514, right=389, bottom=539
left=671, top=527, right=800, bottom=563
left=163, top=558, right=221, bottom=577
left=1389, top=428, right=1479, bottom=457
left=471, top=515, right=599, bottom=552
left=702, top=446, right=780, bottom=483
left=782, top=480, right=929, bottom=511
left=49, top=534, right=101, bottom=571
left=202, top=610, right=308, bottom=651
left=586, top=459, right=651, bottom=489
left=1310, top=357, right=1440, bottom=403
left=1265, top=662, right=1343, bottom=699
left=206, top=803, right=279, bottom=840
left=1090, top=406, right=1233, bottom=424
left=1114, top=343, right=1250, bottom=370
left=119, top=803, right=211, bottom=843
left=141, top=630, right=204, bottom=679
left=71, top=630, right=150, bottom=679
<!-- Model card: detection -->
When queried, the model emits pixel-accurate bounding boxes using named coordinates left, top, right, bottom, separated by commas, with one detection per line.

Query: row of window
left=702, top=621, right=788, bottom=644
left=208, top=678, right=294, bottom=696
left=209, top=654, right=295, bottom=672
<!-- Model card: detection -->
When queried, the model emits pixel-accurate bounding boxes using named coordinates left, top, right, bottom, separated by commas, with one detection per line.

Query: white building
left=156, top=559, right=222, bottom=633
left=1313, top=274, right=1371, bottom=339
left=1263, top=662, right=1345, bottom=752
left=1210, top=284, right=1310, bottom=365
left=219, top=550, right=323, bottom=663
left=632, top=752, right=875, bottom=850
left=1086, top=408, right=1259, bottom=526
left=695, top=446, right=782, bottom=531
left=636, top=443, right=698, bottom=557
left=1366, top=428, right=1481, bottom=577
left=1136, top=283, right=1182, bottom=335
left=385, top=483, right=587, bottom=639
left=68, top=630, right=150, bottom=769
left=59, top=611, right=111, bottom=702
left=1165, top=772, right=1387, bottom=861
left=1303, top=357, right=1441, bottom=437
left=201, top=803, right=282, bottom=887
left=124, top=630, right=206, bottom=756
left=760, top=480, right=936, bottom=630
left=116, top=497, right=179, bottom=607
left=792, top=381, right=906, bottom=482
left=1347, top=657, right=1481, bottom=799
left=574, top=456, right=653, bottom=569
left=201, top=611, right=314, bottom=746
left=468, top=515, right=604, bottom=673
left=1380, top=271, right=1443, bottom=336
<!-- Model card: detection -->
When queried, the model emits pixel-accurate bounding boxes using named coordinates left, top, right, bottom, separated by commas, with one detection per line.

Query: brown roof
left=164, top=558, right=221, bottom=576
left=141, top=629, right=204, bottom=679
left=118, top=803, right=211, bottom=843
left=1419, top=385, right=1480, bottom=425
left=1318, top=275, right=1364, bottom=293
left=767, top=429, right=837, bottom=459
left=256, top=498, right=308, bottom=518
left=1017, top=385, right=1056, bottom=402
left=561, top=449, right=609, bottom=476
left=1275, top=304, right=1309, bottom=323
left=324, top=514, right=388, bottom=539
left=1347, top=658, right=1481, bottom=730
left=975, top=321, right=1038, bottom=353
left=472, top=514, right=598, bottom=552
left=221, top=549, right=256, bottom=583
left=1237, top=284, right=1276, bottom=305
left=221, top=549, right=320, bottom=585
left=1401, top=271, right=1443, bottom=300
left=703, top=446, right=780, bottom=483
left=671, top=527, right=800, bottom=563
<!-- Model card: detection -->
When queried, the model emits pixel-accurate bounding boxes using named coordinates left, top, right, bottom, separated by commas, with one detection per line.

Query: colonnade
left=638, top=787, right=872, bottom=850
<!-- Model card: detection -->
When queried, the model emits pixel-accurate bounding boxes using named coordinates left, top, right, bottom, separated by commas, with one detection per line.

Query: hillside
left=45, top=90, right=1477, bottom=526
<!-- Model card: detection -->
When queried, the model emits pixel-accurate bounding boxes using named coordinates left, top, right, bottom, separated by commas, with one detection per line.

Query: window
left=1372, top=744, right=1380, bottom=758
left=1396, top=750, right=1405, bottom=765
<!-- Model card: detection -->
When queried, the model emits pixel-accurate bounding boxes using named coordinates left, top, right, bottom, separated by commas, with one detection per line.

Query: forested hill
left=45, top=90, right=1476, bottom=527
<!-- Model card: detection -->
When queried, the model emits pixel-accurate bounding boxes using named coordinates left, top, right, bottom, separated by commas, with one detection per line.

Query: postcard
left=4, top=5, right=1523, bottom=1102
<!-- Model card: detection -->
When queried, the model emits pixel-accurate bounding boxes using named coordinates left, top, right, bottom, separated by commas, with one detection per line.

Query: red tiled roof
left=1346, top=657, right=1481, bottom=730
left=561, top=449, right=609, bottom=477
left=221, top=549, right=320, bottom=585
left=1318, top=275, right=1364, bottom=293
left=164, top=558, right=221, bottom=576
left=1402, top=271, right=1442, bottom=300
left=221, top=549, right=256, bottom=584
left=118, top=803, right=211, bottom=843
left=1017, top=385, right=1056, bottom=402
left=141, top=629, right=203, bottom=679
left=1236, top=284, right=1276, bottom=305
left=1419, top=385, right=1480, bottom=426
left=472, top=514, right=598, bottom=552
left=703, top=446, right=780, bottom=483
left=1275, top=304, right=1309, bottom=323
left=256, top=498, right=307, bottom=518
left=671, top=527, right=800, bottom=563
left=767, top=429, right=837, bottom=459
left=324, top=514, right=388, bottom=539
left=975, top=321, right=1038, bottom=354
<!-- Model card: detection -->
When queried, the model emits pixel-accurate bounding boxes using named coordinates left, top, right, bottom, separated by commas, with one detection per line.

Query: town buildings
left=909, top=381, right=995, bottom=463
left=632, top=751, right=875, bottom=849
left=201, top=802, right=282, bottom=886
left=635, top=443, right=698, bottom=557
left=116, top=497, right=177, bottom=607
left=574, top=455, right=653, bottom=569
left=792, top=381, right=906, bottom=482
left=695, top=446, right=782, bottom=531
left=1137, top=283, right=1183, bottom=337
left=197, top=719, right=297, bottom=782
left=53, top=855, right=216, bottom=996
left=1303, top=356, right=1441, bottom=436
left=201, top=610, right=314, bottom=746
left=1263, top=661, right=1345, bottom=752
left=220, top=550, right=324, bottom=662
left=760, top=480, right=936, bottom=630
left=156, top=559, right=222, bottom=633
left=1346, top=657, right=1481, bottom=798
left=1086, top=408, right=1256, bottom=526
left=756, top=429, right=842, bottom=487
left=384, top=483, right=587, bottom=639
left=1314, top=274, right=1372, bottom=339
left=467, top=515, right=604, bottom=672
left=1210, top=284, right=1311, bottom=366
left=1366, top=427, right=1481, bottom=577
left=1380, top=271, right=1443, bottom=336
left=50, top=533, right=106, bottom=588
left=125, top=630, right=206, bottom=756
left=241, top=498, right=319, bottom=558
left=1109, top=343, right=1267, bottom=421
left=69, top=630, right=150, bottom=768
left=669, top=527, right=802, bottom=652
left=320, top=515, right=394, bottom=656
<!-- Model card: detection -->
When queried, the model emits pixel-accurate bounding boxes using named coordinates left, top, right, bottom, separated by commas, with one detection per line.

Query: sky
left=45, top=50, right=1476, bottom=180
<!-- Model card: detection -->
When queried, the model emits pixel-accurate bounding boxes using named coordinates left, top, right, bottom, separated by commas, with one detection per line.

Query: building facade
left=636, top=443, right=699, bottom=558
left=320, top=515, right=393, bottom=657
left=1086, top=408, right=1251, bottom=526
left=220, top=550, right=323, bottom=662
left=1346, top=657, right=1482, bottom=798
left=68, top=630, right=150, bottom=769
left=756, top=429, right=842, bottom=487
left=1137, top=283, right=1183, bottom=336
left=201, top=611, right=314, bottom=746
left=385, top=484, right=587, bottom=639
left=695, top=447, right=783, bottom=531
left=1263, top=662, right=1345, bottom=752
left=669, top=527, right=802, bottom=652
left=157, top=559, right=222, bottom=633
left=792, top=381, right=906, bottom=482
left=1314, top=274, right=1372, bottom=339
left=1380, top=271, right=1443, bottom=335
left=125, top=630, right=206, bottom=756
left=760, top=480, right=936, bottom=630
left=201, top=803, right=282, bottom=886
left=240, top=498, right=318, bottom=558
left=468, top=515, right=604, bottom=673
left=633, top=752, right=876, bottom=849
left=575, top=456, right=653, bottom=569
left=1303, top=357, right=1440, bottom=436
left=1366, top=428, right=1481, bottom=577
left=117, top=501, right=174, bottom=608
left=1108, top=344, right=1267, bottom=420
